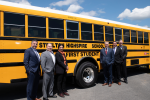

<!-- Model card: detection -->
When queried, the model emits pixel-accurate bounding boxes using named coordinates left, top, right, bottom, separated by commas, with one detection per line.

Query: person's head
left=113, top=41, right=117, bottom=48
left=58, top=44, right=64, bottom=52
left=104, top=41, right=109, bottom=48
left=119, top=39, right=123, bottom=47
left=46, top=43, right=53, bottom=52
left=31, top=40, right=38, bottom=49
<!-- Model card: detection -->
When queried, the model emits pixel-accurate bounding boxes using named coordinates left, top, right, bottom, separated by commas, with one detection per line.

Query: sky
left=1, top=0, right=150, bottom=28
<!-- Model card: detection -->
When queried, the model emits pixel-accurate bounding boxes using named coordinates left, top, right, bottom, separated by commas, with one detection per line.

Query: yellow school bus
left=0, top=1, right=150, bottom=87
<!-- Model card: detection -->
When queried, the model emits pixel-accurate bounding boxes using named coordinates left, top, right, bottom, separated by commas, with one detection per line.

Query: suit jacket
left=120, top=46, right=127, bottom=60
left=24, top=47, right=41, bottom=73
left=100, top=47, right=114, bottom=65
left=41, top=50, right=55, bottom=73
left=113, top=46, right=123, bottom=64
left=55, top=51, right=68, bottom=74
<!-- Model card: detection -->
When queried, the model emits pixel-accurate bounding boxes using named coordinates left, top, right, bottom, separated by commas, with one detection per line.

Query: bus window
left=131, top=30, right=137, bottom=43
left=115, top=28, right=122, bottom=41
left=66, top=20, right=78, bottom=39
left=81, top=23, right=92, bottom=40
left=123, top=29, right=130, bottom=42
left=4, top=12, right=25, bottom=37
left=94, top=24, right=103, bottom=41
left=105, top=26, right=113, bottom=41
left=144, top=32, right=149, bottom=43
left=28, top=15, right=46, bottom=38
left=138, top=31, right=143, bottom=43
left=49, top=18, right=64, bottom=38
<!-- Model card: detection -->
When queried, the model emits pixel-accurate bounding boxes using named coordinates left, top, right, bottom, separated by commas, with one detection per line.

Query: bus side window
left=28, top=15, right=46, bottom=38
left=144, top=32, right=149, bottom=43
left=138, top=31, right=143, bottom=43
left=131, top=30, right=137, bottom=43
left=81, top=23, right=92, bottom=40
left=115, top=27, right=122, bottom=41
left=66, top=20, right=78, bottom=39
left=49, top=18, right=64, bottom=38
left=105, top=26, right=113, bottom=41
left=4, top=12, right=25, bottom=37
left=94, top=24, right=103, bottom=41
left=123, top=29, right=130, bottom=42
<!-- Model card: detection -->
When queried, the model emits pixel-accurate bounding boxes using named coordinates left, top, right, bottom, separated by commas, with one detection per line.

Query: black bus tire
left=76, top=61, right=98, bottom=88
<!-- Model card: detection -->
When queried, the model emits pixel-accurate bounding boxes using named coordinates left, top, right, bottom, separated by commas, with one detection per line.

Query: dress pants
left=27, top=72, right=40, bottom=100
left=56, top=73, right=67, bottom=94
left=42, top=72, right=54, bottom=99
left=121, top=60, right=127, bottom=80
left=102, top=64, right=112, bottom=84
left=113, top=62, right=121, bottom=82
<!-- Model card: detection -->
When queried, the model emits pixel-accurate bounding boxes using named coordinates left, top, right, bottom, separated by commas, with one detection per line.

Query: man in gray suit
left=41, top=43, right=57, bottom=100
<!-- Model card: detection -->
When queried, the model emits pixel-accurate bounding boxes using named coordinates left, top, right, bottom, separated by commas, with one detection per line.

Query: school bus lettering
left=66, top=52, right=99, bottom=57
left=66, top=43, right=87, bottom=48
left=92, top=44, right=104, bottom=48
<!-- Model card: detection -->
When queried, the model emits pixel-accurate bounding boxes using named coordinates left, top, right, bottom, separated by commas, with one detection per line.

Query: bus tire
left=76, top=61, right=98, bottom=88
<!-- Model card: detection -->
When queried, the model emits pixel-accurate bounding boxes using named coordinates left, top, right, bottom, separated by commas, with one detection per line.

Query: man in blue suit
left=100, top=41, right=114, bottom=87
left=24, top=40, right=41, bottom=100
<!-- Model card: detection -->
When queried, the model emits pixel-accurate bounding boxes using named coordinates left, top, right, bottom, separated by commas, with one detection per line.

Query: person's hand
left=39, top=72, right=41, bottom=75
left=28, top=71, right=30, bottom=73
left=66, top=69, right=68, bottom=72
left=66, top=66, right=69, bottom=70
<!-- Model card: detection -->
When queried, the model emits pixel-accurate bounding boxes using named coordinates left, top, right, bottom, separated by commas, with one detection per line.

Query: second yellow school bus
left=0, top=1, right=150, bottom=87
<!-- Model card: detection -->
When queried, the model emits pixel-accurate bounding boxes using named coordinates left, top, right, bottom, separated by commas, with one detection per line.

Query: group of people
left=100, top=40, right=128, bottom=87
left=23, top=39, right=128, bottom=100
left=24, top=40, right=69, bottom=100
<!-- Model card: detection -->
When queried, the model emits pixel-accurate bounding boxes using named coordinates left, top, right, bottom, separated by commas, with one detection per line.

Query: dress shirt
left=113, top=47, right=117, bottom=54
left=31, top=47, right=40, bottom=61
left=119, top=46, right=123, bottom=50
left=49, top=51, right=55, bottom=64
left=105, top=48, right=108, bottom=52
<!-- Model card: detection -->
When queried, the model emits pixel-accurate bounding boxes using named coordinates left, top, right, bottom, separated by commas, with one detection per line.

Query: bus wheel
left=76, top=61, right=98, bottom=88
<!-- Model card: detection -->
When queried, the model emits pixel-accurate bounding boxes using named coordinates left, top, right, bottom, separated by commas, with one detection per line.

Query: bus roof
left=0, top=1, right=150, bottom=31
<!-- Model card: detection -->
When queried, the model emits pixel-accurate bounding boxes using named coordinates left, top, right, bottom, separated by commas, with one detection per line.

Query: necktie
left=35, top=50, right=40, bottom=61
left=105, top=48, right=107, bottom=55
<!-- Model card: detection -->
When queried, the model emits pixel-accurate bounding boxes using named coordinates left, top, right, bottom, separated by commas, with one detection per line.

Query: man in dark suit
left=41, top=43, right=57, bottom=100
left=119, top=39, right=128, bottom=84
left=24, top=40, right=41, bottom=100
left=112, top=41, right=123, bottom=85
left=100, top=41, right=114, bottom=87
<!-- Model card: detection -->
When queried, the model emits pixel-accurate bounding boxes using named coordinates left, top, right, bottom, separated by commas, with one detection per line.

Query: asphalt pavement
left=0, top=68, right=150, bottom=100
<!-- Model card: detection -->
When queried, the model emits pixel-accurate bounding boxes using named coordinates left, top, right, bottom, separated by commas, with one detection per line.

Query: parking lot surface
left=0, top=68, right=150, bottom=100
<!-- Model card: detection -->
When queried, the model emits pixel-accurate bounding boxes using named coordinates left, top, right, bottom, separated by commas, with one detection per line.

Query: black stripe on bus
left=126, top=63, right=150, bottom=68
left=126, top=56, right=149, bottom=59
left=0, top=60, right=77, bottom=67
left=0, top=49, right=149, bottom=53
left=97, top=56, right=150, bottom=61
left=0, top=37, right=149, bottom=45
left=0, top=49, right=100, bottom=53
left=127, top=50, right=149, bottom=52
left=11, top=73, right=74, bottom=83
left=97, top=58, right=100, bottom=61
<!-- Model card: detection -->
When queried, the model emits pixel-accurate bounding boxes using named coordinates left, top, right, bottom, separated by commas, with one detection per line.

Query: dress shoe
left=43, top=98, right=49, bottom=100
left=58, top=93, right=65, bottom=98
left=102, top=83, right=108, bottom=86
left=124, top=80, right=128, bottom=84
left=48, top=95, right=57, bottom=98
left=108, top=84, right=112, bottom=87
left=33, top=98, right=41, bottom=100
left=112, top=81, right=114, bottom=84
left=63, top=92, right=69, bottom=96
left=118, top=82, right=121, bottom=85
